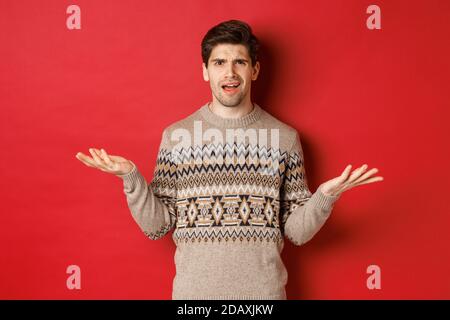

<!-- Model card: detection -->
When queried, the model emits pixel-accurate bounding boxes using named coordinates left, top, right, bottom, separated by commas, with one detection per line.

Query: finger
left=335, top=165, right=352, bottom=184
left=326, top=165, right=353, bottom=193
left=338, top=164, right=353, bottom=182
left=354, top=176, right=384, bottom=187
left=89, top=148, right=106, bottom=168
left=352, top=168, right=379, bottom=185
left=76, top=152, right=97, bottom=168
left=347, top=164, right=368, bottom=184
left=101, top=148, right=114, bottom=167
left=95, top=148, right=107, bottom=163
left=94, top=148, right=110, bottom=167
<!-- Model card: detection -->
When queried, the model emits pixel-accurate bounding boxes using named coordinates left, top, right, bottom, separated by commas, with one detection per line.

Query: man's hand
left=75, top=148, right=134, bottom=176
left=318, top=164, right=384, bottom=197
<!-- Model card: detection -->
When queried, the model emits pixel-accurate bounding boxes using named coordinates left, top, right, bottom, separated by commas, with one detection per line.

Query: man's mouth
left=221, top=82, right=241, bottom=93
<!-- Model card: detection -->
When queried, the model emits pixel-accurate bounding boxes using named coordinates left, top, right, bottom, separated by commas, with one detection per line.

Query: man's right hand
left=75, top=148, right=134, bottom=176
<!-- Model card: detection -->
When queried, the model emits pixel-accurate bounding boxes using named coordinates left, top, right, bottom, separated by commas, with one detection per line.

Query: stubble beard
left=213, top=85, right=245, bottom=108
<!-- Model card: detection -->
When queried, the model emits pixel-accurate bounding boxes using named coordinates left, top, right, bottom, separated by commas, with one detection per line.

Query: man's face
left=203, top=43, right=260, bottom=108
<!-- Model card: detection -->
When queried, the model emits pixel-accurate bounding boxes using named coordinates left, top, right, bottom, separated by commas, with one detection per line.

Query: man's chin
left=217, top=97, right=243, bottom=108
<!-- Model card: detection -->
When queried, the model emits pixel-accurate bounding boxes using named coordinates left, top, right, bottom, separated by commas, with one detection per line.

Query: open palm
left=319, top=164, right=384, bottom=197
left=75, top=148, right=134, bottom=176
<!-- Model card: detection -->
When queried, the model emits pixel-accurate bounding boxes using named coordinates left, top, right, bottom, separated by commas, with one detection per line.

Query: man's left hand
left=319, top=164, right=384, bottom=197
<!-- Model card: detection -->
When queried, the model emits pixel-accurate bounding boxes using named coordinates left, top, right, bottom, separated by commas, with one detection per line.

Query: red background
left=1, top=0, right=449, bottom=299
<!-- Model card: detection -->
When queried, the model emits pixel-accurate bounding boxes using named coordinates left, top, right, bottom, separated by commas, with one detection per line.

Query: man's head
left=201, top=20, right=260, bottom=108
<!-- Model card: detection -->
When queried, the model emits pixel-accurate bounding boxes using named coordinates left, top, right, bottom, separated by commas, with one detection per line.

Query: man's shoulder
left=162, top=103, right=204, bottom=134
left=260, top=107, right=297, bottom=132
left=157, top=103, right=205, bottom=151
left=258, top=105, right=300, bottom=147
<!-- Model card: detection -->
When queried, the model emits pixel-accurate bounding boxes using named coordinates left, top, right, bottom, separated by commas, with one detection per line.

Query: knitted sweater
left=117, top=102, right=341, bottom=300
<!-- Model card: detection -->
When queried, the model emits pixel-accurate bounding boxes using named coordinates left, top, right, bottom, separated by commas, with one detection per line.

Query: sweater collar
left=199, top=101, right=263, bottom=128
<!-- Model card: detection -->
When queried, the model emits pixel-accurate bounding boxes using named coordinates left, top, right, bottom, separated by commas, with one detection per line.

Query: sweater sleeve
left=116, top=129, right=177, bottom=240
left=280, top=131, right=341, bottom=246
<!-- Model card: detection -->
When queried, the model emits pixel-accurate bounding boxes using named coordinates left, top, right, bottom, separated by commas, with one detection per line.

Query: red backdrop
left=1, top=0, right=449, bottom=299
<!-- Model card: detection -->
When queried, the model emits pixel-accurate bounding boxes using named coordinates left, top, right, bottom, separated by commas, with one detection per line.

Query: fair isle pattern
left=280, top=149, right=313, bottom=227
left=149, top=142, right=311, bottom=244
left=174, top=225, right=284, bottom=244
left=147, top=149, right=177, bottom=240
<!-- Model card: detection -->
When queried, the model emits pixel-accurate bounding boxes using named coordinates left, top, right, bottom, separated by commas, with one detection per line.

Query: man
left=75, top=20, right=383, bottom=299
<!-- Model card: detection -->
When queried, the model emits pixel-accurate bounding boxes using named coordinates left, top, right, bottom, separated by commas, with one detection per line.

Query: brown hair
left=201, top=20, right=260, bottom=68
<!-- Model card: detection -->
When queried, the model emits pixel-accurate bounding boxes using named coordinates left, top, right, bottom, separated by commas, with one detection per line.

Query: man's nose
left=224, top=62, right=237, bottom=77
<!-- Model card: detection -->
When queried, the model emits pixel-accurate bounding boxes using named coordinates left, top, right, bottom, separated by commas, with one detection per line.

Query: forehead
left=209, top=43, right=250, bottom=60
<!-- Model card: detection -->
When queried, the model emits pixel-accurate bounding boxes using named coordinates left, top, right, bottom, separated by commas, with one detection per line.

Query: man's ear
left=202, top=63, right=209, bottom=82
left=251, top=61, right=260, bottom=81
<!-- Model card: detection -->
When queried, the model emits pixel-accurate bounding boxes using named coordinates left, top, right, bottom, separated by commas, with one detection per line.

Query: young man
left=76, top=20, right=383, bottom=299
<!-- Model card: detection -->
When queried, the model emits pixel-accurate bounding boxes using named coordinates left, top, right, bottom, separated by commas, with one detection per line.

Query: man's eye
left=215, top=61, right=223, bottom=65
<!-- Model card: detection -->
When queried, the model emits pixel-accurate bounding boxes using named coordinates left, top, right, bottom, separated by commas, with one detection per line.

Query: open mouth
left=221, top=82, right=241, bottom=93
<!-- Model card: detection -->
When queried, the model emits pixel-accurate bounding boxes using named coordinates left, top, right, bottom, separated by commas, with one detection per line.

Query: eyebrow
left=211, top=58, right=249, bottom=63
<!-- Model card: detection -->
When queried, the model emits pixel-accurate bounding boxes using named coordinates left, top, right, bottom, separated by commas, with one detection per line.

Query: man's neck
left=208, top=100, right=254, bottom=119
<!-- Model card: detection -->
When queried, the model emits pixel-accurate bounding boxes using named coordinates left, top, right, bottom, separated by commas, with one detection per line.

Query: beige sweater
left=117, top=102, right=341, bottom=299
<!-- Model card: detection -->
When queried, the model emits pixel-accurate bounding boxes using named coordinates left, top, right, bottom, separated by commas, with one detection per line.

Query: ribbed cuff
left=309, top=186, right=341, bottom=213
left=116, top=161, right=142, bottom=190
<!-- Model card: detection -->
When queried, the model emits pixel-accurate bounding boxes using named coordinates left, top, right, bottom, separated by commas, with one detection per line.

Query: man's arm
left=283, top=185, right=340, bottom=246
left=117, top=129, right=177, bottom=240
left=280, top=131, right=341, bottom=246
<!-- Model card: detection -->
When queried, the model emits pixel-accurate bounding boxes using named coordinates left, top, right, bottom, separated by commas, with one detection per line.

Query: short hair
left=201, top=19, right=260, bottom=68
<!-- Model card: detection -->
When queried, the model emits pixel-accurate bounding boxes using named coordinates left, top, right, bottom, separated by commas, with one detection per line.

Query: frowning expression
left=203, top=43, right=260, bottom=107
